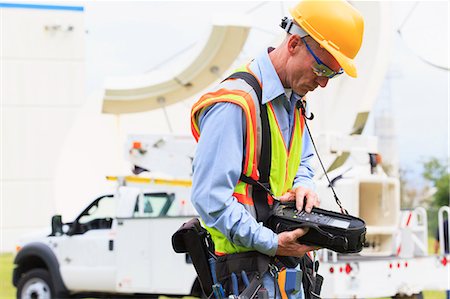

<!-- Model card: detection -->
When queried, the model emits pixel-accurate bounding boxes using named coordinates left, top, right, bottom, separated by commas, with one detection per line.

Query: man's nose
left=316, top=76, right=329, bottom=88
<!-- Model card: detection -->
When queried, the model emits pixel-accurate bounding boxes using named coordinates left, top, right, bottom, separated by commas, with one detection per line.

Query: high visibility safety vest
left=191, top=66, right=305, bottom=255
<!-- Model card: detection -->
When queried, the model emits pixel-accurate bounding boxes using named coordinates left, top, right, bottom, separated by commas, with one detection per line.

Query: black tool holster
left=172, top=218, right=215, bottom=297
left=300, top=254, right=324, bottom=299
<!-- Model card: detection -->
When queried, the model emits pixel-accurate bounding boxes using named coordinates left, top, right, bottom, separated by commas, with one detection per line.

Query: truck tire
left=16, top=269, right=54, bottom=299
left=392, top=292, right=424, bottom=299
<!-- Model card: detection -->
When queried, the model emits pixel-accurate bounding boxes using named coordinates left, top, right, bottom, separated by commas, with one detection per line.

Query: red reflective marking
left=345, top=264, right=352, bottom=274
left=406, top=212, right=412, bottom=226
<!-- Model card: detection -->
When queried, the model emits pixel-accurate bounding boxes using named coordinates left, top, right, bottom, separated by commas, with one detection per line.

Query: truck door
left=115, top=192, right=197, bottom=294
left=57, top=194, right=117, bottom=292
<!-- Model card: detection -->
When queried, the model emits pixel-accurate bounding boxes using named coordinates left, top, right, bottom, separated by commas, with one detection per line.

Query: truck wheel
left=16, top=269, right=54, bottom=299
left=392, top=292, right=424, bottom=299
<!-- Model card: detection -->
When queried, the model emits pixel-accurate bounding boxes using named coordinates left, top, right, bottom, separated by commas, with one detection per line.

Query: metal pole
left=157, top=97, right=173, bottom=133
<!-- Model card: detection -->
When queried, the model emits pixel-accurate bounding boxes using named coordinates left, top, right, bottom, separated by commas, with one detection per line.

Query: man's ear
left=287, top=34, right=302, bottom=55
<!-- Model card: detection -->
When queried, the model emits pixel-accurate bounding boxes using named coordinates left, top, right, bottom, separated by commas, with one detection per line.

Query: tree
left=421, top=157, right=449, bottom=236
left=422, top=157, right=450, bottom=208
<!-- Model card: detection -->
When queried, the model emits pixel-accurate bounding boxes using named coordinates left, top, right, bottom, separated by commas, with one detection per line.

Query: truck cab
left=13, top=186, right=198, bottom=299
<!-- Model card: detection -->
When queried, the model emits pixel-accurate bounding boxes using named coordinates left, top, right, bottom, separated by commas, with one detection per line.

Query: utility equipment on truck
left=310, top=135, right=450, bottom=298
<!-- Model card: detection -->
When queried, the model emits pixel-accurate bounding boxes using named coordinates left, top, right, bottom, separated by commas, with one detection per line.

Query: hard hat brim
left=319, top=41, right=358, bottom=78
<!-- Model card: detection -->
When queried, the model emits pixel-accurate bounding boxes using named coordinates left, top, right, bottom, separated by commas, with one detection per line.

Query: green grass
left=375, top=291, right=445, bottom=299
left=422, top=291, right=446, bottom=299
left=0, top=253, right=15, bottom=299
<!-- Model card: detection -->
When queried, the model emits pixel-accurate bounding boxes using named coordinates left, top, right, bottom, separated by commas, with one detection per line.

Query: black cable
left=274, top=274, right=278, bottom=299
left=298, top=100, right=349, bottom=215
left=397, top=2, right=419, bottom=33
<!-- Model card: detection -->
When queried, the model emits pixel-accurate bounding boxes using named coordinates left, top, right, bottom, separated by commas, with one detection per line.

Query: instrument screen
left=329, top=219, right=350, bottom=229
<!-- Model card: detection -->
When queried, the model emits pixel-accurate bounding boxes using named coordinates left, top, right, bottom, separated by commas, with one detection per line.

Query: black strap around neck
left=223, top=71, right=272, bottom=223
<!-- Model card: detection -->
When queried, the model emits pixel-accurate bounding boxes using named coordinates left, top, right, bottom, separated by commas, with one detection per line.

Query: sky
left=83, top=1, right=449, bottom=186
left=375, top=1, right=449, bottom=185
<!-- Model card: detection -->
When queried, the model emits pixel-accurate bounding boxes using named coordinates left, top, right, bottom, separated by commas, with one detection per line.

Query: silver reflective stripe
left=242, top=203, right=257, bottom=218
left=242, top=184, right=257, bottom=218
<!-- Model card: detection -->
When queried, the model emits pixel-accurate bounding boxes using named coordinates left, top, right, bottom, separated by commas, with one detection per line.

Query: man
left=190, top=0, right=364, bottom=297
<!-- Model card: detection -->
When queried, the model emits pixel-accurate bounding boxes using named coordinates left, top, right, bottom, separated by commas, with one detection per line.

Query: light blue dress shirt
left=191, top=48, right=315, bottom=257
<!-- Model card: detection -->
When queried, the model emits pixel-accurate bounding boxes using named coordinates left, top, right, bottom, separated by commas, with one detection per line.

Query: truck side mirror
left=51, top=215, right=63, bottom=236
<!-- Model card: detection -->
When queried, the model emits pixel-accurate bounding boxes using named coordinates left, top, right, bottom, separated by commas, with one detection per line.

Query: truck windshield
left=133, top=193, right=175, bottom=218
left=79, top=195, right=115, bottom=224
left=68, top=195, right=115, bottom=235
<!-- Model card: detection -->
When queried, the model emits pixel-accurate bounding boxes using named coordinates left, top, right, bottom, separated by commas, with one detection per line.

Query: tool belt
left=172, top=218, right=323, bottom=299
left=216, top=252, right=323, bottom=299
left=215, top=251, right=269, bottom=296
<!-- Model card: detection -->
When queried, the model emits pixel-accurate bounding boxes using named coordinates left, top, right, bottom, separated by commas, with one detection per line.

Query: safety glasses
left=302, top=38, right=344, bottom=79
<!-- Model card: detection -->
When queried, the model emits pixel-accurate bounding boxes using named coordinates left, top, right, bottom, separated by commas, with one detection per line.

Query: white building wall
left=1, top=3, right=85, bottom=252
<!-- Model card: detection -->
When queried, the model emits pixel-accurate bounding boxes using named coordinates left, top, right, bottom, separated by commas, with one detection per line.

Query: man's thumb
left=292, top=227, right=309, bottom=239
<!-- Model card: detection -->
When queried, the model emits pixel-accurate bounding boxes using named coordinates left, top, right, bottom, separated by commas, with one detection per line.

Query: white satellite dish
left=102, top=23, right=250, bottom=114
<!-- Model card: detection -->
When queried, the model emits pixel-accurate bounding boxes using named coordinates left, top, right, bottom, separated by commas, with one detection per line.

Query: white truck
left=13, top=182, right=201, bottom=299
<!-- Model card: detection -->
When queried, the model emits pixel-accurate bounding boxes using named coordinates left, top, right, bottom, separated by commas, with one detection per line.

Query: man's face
left=285, top=36, right=341, bottom=96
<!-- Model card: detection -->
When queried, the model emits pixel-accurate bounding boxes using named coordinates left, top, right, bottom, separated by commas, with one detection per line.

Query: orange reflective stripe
left=234, top=192, right=254, bottom=206
left=191, top=89, right=235, bottom=140
left=291, top=108, right=304, bottom=158
left=234, top=182, right=253, bottom=206
left=243, top=64, right=263, bottom=177
left=300, top=111, right=305, bottom=132
left=191, top=88, right=259, bottom=179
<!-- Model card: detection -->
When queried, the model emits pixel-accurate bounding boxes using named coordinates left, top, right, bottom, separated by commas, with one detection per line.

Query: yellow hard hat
left=289, top=0, right=364, bottom=78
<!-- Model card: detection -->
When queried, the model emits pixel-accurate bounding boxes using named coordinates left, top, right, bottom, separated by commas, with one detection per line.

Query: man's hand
left=279, top=186, right=320, bottom=212
left=276, top=228, right=318, bottom=256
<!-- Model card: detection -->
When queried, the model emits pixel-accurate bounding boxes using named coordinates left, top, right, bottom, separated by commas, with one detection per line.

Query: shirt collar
left=250, top=48, right=286, bottom=105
